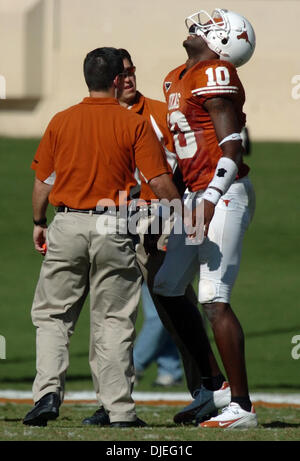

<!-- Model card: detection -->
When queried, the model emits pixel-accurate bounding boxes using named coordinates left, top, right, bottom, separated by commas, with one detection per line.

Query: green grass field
left=0, top=138, right=300, bottom=442
left=1, top=403, right=300, bottom=442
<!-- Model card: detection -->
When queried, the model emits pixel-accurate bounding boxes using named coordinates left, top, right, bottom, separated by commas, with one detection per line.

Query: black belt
left=57, top=204, right=153, bottom=218
left=56, top=206, right=118, bottom=216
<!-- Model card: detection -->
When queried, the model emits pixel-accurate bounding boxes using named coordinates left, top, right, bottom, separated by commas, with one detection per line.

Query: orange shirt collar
left=81, top=97, right=120, bottom=105
left=130, top=91, right=146, bottom=114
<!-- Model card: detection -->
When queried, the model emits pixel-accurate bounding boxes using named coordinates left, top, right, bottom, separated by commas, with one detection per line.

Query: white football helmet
left=185, top=8, right=256, bottom=67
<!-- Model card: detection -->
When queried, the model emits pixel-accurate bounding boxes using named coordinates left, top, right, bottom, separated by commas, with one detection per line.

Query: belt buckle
left=140, top=206, right=151, bottom=219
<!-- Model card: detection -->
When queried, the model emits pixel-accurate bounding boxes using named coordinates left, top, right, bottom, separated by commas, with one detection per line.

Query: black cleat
left=23, top=392, right=60, bottom=427
left=82, top=406, right=110, bottom=426
left=110, top=417, right=147, bottom=428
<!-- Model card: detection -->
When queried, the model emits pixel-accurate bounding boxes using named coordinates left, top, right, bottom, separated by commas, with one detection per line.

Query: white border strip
left=1, top=390, right=300, bottom=405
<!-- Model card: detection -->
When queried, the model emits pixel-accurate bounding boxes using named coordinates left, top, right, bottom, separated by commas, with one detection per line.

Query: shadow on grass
left=4, top=418, right=23, bottom=422
left=246, top=325, right=300, bottom=338
left=250, top=384, right=300, bottom=391
left=262, top=421, right=300, bottom=428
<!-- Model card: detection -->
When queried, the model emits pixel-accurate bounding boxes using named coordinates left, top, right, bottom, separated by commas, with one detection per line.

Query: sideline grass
left=0, top=403, right=300, bottom=441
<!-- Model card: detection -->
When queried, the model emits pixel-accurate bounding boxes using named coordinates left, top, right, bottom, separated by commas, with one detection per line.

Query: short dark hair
left=83, top=47, right=124, bottom=91
left=118, top=48, right=134, bottom=66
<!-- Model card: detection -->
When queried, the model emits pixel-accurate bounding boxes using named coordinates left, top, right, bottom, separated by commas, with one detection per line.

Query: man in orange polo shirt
left=23, top=47, right=181, bottom=428
left=83, top=49, right=225, bottom=426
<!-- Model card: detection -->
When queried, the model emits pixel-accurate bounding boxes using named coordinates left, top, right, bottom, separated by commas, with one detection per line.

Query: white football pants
left=153, top=176, right=256, bottom=304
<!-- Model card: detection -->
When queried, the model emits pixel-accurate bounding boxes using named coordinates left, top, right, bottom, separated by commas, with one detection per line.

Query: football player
left=153, top=8, right=258, bottom=429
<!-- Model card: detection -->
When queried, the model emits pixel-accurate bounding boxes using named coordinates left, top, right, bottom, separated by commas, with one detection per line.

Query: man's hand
left=33, top=225, right=47, bottom=255
left=32, top=176, right=52, bottom=255
left=184, top=199, right=216, bottom=240
left=149, top=173, right=181, bottom=203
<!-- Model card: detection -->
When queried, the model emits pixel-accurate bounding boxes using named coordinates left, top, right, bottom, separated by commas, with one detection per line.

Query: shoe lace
left=220, top=403, right=239, bottom=416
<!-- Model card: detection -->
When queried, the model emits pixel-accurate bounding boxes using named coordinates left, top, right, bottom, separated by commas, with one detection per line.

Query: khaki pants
left=89, top=208, right=203, bottom=404
left=31, top=212, right=142, bottom=423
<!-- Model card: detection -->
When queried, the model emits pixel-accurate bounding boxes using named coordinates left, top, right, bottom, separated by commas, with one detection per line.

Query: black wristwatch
left=33, top=217, right=47, bottom=226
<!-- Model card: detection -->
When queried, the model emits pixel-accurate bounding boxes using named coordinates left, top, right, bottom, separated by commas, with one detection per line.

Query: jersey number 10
left=205, top=67, right=230, bottom=86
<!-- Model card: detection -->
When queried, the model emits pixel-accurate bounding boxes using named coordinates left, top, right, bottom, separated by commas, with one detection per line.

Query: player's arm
left=200, top=97, right=245, bottom=235
left=134, top=117, right=182, bottom=203
left=149, top=173, right=181, bottom=203
left=204, top=97, right=244, bottom=166
left=32, top=177, right=52, bottom=255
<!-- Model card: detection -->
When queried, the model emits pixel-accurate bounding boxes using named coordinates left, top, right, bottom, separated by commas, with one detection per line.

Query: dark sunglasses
left=119, top=66, right=136, bottom=78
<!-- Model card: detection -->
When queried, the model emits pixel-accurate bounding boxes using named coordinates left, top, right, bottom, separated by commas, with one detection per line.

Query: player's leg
left=135, top=213, right=204, bottom=394
left=199, top=178, right=254, bottom=397
left=152, top=195, right=230, bottom=424
left=138, top=215, right=211, bottom=393
left=199, top=178, right=257, bottom=427
left=153, top=223, right=224, bottom=385
left=203, top=301, right=249, bottom=396
left=153, top=239, right=228, bottom=424
left=134, top=282, right=183, bottom=386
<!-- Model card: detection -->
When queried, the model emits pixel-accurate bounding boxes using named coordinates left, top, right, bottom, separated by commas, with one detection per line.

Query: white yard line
left=1, top=390, right=300, bottom=406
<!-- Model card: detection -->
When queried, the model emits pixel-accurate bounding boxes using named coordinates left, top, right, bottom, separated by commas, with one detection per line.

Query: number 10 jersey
left=163, top=59, right=249, bottom=192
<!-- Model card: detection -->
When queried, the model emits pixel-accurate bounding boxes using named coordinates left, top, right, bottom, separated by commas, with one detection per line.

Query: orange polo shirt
left=31, top=97, right=170, bottom=209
